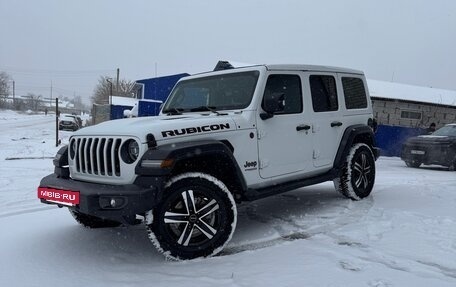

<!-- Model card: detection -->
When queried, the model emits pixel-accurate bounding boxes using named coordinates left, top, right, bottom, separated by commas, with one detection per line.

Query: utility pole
left=73, top=91, right=76, bottom=112
left=50, top=80, right=53, bottom=108
left=106, top=78, right=113, bottom=120
left=106, top=78, right=113, bottom=104
left=55, top=98, right=59, bottom=147
left=116, top=68, right=120, bottom=95
left=12, top=81, right=15, bottom=105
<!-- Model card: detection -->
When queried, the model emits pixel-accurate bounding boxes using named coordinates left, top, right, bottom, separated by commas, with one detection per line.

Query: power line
left=0, top=66, right=115, bottom=74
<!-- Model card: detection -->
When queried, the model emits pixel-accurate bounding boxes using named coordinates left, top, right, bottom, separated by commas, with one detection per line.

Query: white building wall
left=372, top=98, right=456, bottom=128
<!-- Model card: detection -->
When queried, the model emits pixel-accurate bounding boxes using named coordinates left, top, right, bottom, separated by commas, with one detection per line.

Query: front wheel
left=405, top=160, right=422, bottom=168
left=334, top=143, right=376, bottom=200
left=146, top=172, right=237, bottom=260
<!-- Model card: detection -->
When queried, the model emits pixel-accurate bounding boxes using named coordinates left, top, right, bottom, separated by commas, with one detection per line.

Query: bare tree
left=13, top=98, right=26, bottom=111
left=116, top=80, right=136, bottom=97
left=72, top=95, right=86, bottom=111
left=24, top=93, right=43, bottom=111
left=0, top=71, right=12, bottom=107
left=91, top=76, right=136, bottom=104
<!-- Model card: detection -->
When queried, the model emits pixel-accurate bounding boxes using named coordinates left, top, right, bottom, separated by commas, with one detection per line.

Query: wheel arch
left=333, top=125, right=377, bottom=170
left=136, top=140, right=247, bottom=200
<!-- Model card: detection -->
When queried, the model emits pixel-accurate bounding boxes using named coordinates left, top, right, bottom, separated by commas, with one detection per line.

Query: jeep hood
left=73, top=114, right=237, bottom=143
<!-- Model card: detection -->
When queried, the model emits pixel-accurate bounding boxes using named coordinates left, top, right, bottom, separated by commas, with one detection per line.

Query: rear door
left=304, top=73, right=345, bottom=168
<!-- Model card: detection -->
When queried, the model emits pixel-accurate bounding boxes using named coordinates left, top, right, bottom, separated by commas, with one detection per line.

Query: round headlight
left=120, top=139, right=140, bottom=164
left=128, top=140, right=140, bottom=162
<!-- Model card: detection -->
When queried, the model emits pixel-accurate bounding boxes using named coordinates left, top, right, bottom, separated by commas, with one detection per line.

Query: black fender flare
left=135, top=140, right=247, bottom=191
left=333, top=125, right=378, bottom=171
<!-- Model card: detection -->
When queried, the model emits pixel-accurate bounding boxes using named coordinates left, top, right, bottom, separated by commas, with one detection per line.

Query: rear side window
left=263, top=74, right=302, bottom=114
left=309, top=75, right=338, bottom=112
left=342, top=77, right=368, bottom=109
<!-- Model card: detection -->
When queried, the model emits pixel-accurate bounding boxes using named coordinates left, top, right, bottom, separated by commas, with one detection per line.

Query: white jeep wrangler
left=38, top=64, right=379, bottom=260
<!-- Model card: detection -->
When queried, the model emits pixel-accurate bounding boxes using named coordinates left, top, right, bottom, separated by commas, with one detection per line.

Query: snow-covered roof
left=111, top=96, right=163, bottom=107
left=367, top=79, right=456, bottom=107
left=110, top=96, right=137, bottom=107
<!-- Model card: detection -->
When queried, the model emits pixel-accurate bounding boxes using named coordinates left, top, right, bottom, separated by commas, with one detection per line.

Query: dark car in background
left=401, top=124, right=456, bottom=170
left=59, top=115, right=80, bottom=131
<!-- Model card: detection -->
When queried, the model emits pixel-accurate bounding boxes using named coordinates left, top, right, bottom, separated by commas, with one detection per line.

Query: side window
left=400, top=110, right=422, bottom=120
left=309, top=75, right=338, bottom=112
left=342, top=77, right=368, bottom=109
left=263, top=74, right=302, bottom=114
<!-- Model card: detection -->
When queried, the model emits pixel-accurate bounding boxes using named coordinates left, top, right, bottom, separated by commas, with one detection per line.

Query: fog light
left=99, top=196, right=127, bottom=209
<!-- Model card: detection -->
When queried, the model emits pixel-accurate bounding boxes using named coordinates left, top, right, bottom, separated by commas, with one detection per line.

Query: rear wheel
left=69, top=210, right=121, bottom=228
left=146, top=172, right=237, bottom=260
left=405, top=160, right=422, bottom=168
left=334, top=143, right=376, bottom=200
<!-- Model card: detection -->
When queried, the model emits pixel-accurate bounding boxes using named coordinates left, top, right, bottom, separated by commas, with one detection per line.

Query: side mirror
left=123, top=109, right=132, bottom=118
left=260, top=92, right=285, bottom=120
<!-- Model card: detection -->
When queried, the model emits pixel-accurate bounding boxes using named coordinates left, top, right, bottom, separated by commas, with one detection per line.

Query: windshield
left=432, top=125, right=456, bottom=136
left=162, top=71, right=260, bottom=113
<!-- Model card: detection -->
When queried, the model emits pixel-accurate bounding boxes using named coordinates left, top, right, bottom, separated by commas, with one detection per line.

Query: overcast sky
left=1, top=0, right=455, bottom=103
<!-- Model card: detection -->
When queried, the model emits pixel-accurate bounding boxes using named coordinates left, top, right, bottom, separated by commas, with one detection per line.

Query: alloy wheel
left=353, top=153, right=372, bottom=190
left=164, top=189, right=220, bottom=246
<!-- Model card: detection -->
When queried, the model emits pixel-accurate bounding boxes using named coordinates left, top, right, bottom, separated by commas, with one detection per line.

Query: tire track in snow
left=0, top=117, right=54, bottom=131
left=0, top=206, right=54, bottom=219
left=221, top=192, right=375, bottom=256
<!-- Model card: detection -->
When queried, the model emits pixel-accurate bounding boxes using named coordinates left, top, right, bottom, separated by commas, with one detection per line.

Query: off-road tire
left=334, top=143, right=376, bottom=200
left=69, top=209, right=122, bottom=228
left=146, top=172, right=237, bottom=260
left=405, top=160, right=422, bottom=168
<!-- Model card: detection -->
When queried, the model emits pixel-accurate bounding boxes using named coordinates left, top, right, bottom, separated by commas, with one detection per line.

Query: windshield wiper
left=163, top=107, right=184, bottom=115
left=190, top=106, right=227, bottom=115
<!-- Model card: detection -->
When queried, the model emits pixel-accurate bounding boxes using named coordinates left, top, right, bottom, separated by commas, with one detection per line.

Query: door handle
left=331, top=121, right=343, bottom=127
left=296, top=124, right=311, bottom=131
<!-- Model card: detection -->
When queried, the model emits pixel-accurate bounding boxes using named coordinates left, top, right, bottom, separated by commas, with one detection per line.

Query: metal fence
left=91, top=104, right=110, bottom=125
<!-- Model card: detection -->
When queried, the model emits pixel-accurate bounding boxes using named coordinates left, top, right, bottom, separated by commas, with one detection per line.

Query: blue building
left=110, top=73, right=189, bottom=119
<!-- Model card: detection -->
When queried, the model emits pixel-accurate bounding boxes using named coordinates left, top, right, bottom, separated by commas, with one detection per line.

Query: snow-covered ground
left=1, top=110, right=455, bottom=287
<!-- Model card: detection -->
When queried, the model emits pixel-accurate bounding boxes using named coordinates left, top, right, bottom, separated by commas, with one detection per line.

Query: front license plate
left=411, top=150, right=425, bottom=155
left=38, top=187, right=80, bottom=206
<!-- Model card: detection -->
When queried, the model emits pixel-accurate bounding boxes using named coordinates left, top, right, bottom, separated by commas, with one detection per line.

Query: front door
left=257, top=73, right=313, bottom=179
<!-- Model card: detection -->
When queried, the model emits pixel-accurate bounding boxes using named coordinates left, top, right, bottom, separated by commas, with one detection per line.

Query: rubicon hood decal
left=161, top=123, right=231, bottom=138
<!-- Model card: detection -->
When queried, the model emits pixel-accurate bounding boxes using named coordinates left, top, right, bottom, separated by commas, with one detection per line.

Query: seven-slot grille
left=71, top=137, right=123, bottom=177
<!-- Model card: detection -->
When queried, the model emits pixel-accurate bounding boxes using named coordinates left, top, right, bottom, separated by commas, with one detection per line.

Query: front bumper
left=39, top=174, right=165, bottom=224
left=59, top=124, right=78, bottom=131
left=401, top=144, right=455, bottom=167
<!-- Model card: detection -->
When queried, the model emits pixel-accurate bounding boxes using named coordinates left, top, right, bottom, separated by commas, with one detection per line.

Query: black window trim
left=341, top=76, right=368, bottom=110
left=262, top=73, right=304, bottom=115
left=309, top=74, right=339, bottom=113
